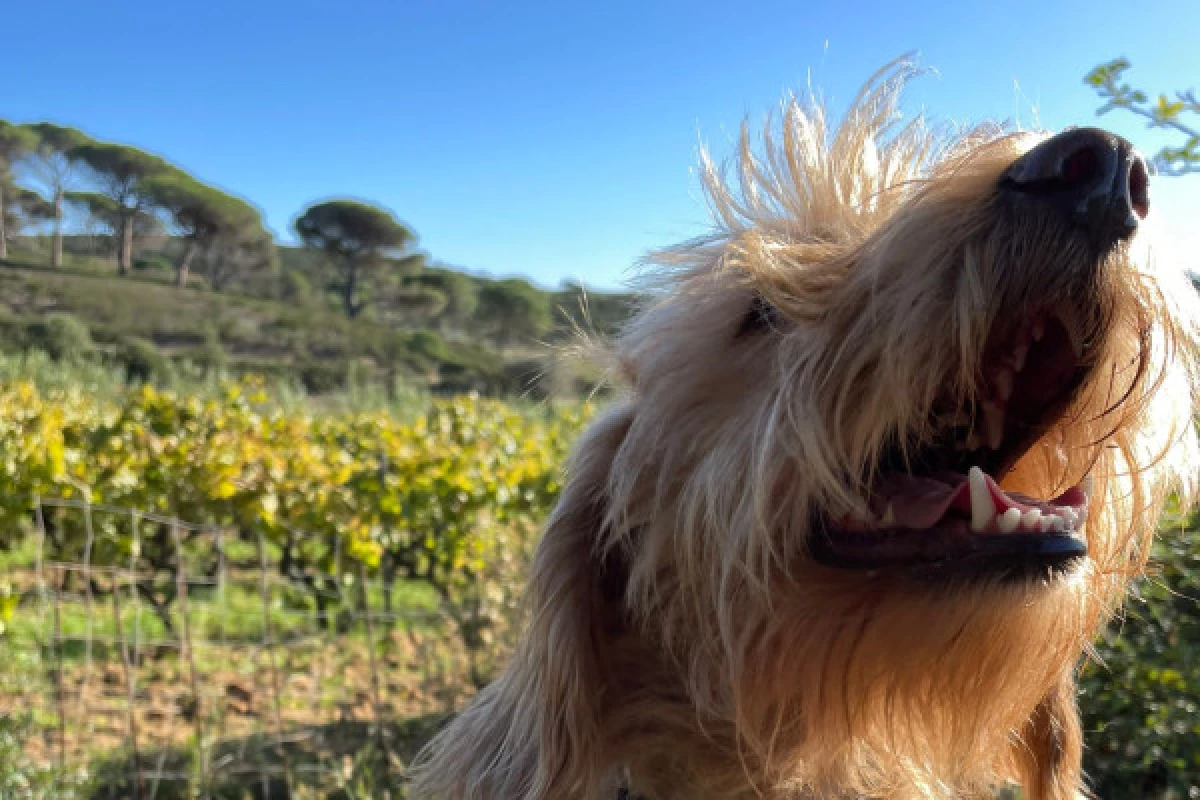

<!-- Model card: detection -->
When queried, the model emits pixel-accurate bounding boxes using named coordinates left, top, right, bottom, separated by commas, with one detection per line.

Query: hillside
left=0, top=243, right=636, bottom=397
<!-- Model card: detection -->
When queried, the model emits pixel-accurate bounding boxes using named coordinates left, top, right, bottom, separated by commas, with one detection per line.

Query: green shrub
left=26, top=312, right=93, bottom=362
left=299, top=360, right=347, bottom=393
left=279, top=268, right=313, bottom=305
left=407, top=329, right=450, bottom=366
left=133, top=253, right=174, bottom=273
left=116, top=336, right=175, bottom=385
left=1080, top=512, right=1200, bottom=798
left=0, top=713, right=88, bottom=798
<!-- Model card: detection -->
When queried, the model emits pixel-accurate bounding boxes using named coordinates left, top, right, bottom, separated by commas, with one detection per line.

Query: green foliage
left=139, top=171, right=268, bottom=289
left=0, top=377, right=588, bottom=676
left=21, top=122, right=91, bottom=166
left=1080, top=511, right=1200, bottom=798
left=66, top=140, right=175, bottom=274
left=132, top=252, right=174, bottom=272
left=0, top=713, right=87, bottom=799
left=63, top=190, right=119, bottom=222
left=117, top=335, right=176, bottom=384
left=293, top=200, right=416, bottom=318
left=280, top=267, right=315, bottom=305
left=0, top=122, right=40, bottom=259
left=409, top=268, right=480, bottom=322
left=68, top=141, right=172, bottom=191
left=1086, top=59, right=1199, bottom=175
left=475, top=278, right=553, bottom=345
left=25, top=312, right=93, bottom=362
left=0, top=120, right=37, bottom=173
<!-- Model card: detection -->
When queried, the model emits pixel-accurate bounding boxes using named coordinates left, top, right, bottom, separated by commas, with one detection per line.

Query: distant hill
left=0, top=237, right=637, bottom=398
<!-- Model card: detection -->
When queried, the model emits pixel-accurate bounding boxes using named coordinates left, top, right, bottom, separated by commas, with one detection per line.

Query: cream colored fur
left=409, top=60, right=1200, bottom=800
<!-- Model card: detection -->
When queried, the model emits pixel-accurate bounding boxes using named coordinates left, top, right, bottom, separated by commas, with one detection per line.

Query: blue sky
left=4, top=0, right=1198, bottom=290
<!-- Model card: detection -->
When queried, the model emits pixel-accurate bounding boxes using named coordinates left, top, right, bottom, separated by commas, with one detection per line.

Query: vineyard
left=0, top=379, right=590, bottom=797
left=0, top=378, right=589, bottom=626
left=0, top=376, right=1197, bottom=798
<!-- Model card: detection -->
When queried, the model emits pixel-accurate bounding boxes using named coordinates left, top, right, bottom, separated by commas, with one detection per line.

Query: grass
left=0, top=542, right=469, bottom=799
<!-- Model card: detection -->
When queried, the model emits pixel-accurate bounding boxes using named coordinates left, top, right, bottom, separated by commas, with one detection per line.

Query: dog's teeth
left=1060, top=508, right=1078, bottom=529
left=1021, top=508, right=1042, bottom=530
left=1079, top=473, right=1095, bottom=498
left=982, top=402, right=1005, bottom=450
left=879, top=503, right=897, bottom=527
left=968, top=466, right=993, bottom=533
left=996, top=507, right=1021, bottom=533
left=1043, top=514, right=1066, bottom=532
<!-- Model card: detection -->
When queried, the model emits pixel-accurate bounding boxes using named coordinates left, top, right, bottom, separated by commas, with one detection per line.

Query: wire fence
left=0, top=497, right=487, bottom=799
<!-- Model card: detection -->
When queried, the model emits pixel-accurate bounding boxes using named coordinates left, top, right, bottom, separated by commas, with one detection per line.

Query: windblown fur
left=410, top=60, right=1200, bottom=800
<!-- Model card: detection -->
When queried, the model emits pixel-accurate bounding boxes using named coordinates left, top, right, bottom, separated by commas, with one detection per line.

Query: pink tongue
left=871, top=473, right=968, bottom=528
left=870, top=472, right=1085, bottom=529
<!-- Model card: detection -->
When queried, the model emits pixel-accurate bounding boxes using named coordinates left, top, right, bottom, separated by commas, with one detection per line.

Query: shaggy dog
left=410, top=61, right=1200, bottom=800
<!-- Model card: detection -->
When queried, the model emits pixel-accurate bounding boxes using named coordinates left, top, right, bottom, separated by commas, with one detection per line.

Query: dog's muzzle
left=999, top=127, right=1149, bottom=247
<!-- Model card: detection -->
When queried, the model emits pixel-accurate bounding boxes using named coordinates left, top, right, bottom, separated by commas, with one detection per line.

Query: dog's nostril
left=1129, top=156, right=1150, bottom=220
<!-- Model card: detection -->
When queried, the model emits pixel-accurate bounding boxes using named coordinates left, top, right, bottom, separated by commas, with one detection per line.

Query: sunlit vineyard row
left=0, top=379, right=591, bottom=657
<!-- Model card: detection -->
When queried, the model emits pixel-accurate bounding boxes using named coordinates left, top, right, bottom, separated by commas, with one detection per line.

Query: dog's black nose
left=1001, top=127, right=1149, bottom=243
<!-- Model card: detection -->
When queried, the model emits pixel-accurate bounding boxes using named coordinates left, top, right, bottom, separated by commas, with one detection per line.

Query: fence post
left=171, top=519, right=207, bottom=786
left=80, top=499, right=97, bottom=746
left=111, top=553, right=142, bottom=800
left=34, top=496, right=68, bottom=778
left=256, top=526, right=292, bottom=795
left=357, top=561, right=389, bottom=775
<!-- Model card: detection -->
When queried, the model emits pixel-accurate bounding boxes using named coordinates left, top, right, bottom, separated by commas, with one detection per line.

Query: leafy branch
left=1086, top=58, right=1199, bottom=176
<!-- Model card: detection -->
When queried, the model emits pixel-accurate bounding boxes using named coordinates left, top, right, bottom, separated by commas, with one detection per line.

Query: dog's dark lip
left=809, top=517, right=1087, bottom=578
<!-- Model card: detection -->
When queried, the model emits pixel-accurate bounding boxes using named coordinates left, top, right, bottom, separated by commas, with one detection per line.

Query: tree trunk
left=343, top=260, right=360, bottom=317
left=118, top=214, right=134, bottom=276
left=51, top=189, right=64, bottom=268
left=176, top=241, right=197, bottom=288
left=0, top=184, right=7, bottom=261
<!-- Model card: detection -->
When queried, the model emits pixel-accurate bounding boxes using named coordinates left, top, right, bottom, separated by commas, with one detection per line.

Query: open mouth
left=812, top=312, right=1094, bottom=578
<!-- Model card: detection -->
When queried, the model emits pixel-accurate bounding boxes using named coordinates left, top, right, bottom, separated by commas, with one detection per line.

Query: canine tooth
left=1079, top=473, right=1095, bottom=497
left=1060, top=508, right=1079, bottom=529
left=997, top=507, right=1021, bottom=533
left=968, top=466, right=993, bottom=533
left=1046, top=514, right=1066, bottom=532
left=879, top=503, right=897, bottom=527
left=982, top=402, right=1005, bottom=450
left=1021, top=508, right=1042, bottom=530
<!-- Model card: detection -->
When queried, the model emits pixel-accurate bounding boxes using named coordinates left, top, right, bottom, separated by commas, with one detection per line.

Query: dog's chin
left=812, top=311, right=1093, bottom=584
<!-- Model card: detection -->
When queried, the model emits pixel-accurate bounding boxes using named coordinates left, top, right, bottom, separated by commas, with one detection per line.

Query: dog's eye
left=735, top=293, right=782, bottom=338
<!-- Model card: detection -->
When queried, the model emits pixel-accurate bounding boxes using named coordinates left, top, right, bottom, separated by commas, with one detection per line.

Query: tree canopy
left=293, top=200, right=415, bottom=317
left=0, top=121, right=37, bottom=260
left=476, top=278, right=553, bottom=345
left=68, top=141, right=174, bottom=274
left=20, top=123, right=92, bottom=267
left=140, top=173, right=265, bottom=287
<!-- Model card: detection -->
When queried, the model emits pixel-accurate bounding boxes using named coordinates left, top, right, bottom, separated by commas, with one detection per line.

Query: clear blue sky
left=5, top=0, right=1198, bottom=290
